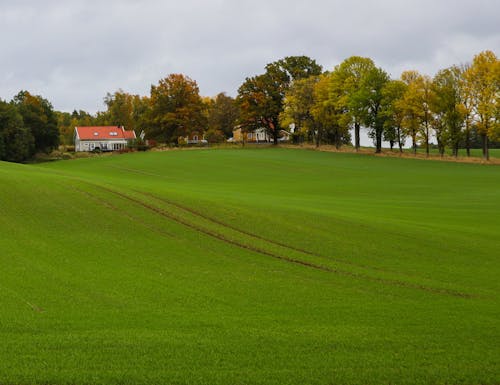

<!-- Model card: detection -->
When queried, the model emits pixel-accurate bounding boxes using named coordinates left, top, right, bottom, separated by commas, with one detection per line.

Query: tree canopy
left=0, top=50, right=498, bottom=163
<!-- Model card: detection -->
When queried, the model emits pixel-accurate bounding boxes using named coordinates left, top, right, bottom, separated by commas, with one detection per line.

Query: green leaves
left=237, top=56, right=322, bottom=144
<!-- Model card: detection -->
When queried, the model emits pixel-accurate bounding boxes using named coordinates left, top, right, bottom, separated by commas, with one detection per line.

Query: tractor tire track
left=0, top=283, right=44, bottom=313
left=137, top=191, right=438, bottom=281
left=90, top=185, right=475, bottom=299
left=63, top=182, right=178, bottom=240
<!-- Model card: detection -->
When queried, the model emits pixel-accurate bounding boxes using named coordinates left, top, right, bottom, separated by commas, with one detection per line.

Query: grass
left=403, top=147, right=500, bottom=159
left=0, top=148, right=499, bottom=384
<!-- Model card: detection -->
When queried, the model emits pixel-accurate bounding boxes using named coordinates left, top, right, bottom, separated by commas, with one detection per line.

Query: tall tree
left=207, top=93, right=240, bottom=138
left=352, top=67, right=389, bottom=153
left=103, top=90, right=135, bottom=129
left=463, top=50, right=499, bottom=160
left=458, top=63, right=476, bottom=156
left=400, top=71, right=429, bottom=155
left=55, top=111, right=73, bottom=146
left=431, top=66, right=465, bottom=157
left=330, top=56, right=376, bottom=151
left=381, top=79, right=407, bottom=152
left=311, top=73, right=349, bottom=149
left=279, top=75, right=319, bottom=143
left=0, top=99, right=35, bottom=162
left=12, top=90, right=59, bottom=153
left=149, top=74, right=206, bottom=143
left=237, top=56, right=322, bottom=144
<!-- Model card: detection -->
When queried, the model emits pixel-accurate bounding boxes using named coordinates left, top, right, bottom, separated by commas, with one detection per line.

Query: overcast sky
left=1, top=0, right=498, bottom=113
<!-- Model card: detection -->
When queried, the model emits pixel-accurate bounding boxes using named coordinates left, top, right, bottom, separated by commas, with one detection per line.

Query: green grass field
left=402, top=147, right=500, bottom=158
left=1, top=148, right=499, bottom=384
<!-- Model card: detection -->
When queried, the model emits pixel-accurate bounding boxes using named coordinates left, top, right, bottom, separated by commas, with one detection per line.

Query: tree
left=431, top=66, right=466, bottom=157
left=330, top=56, right=376, bottom=151
left=237, top=73, right=282, bottom=144
left=400, top=71, right=430, bottom=155
left=237, top=56, right=322, bottom=145
left=207, top=93, right=239, bottom=138
left=311, top=73, right=349, bottom=149
left=55, top=111, right=73, bottom=146
left=279, top=76, right=319, bottom=144
left=104, top=90, right=135, bottom=129
left=149, top=74, right=206, bottom=143
left=0, top=100, right=35, bottom=162
left=463, top=50, right=499, bottom=160
left=381, top=80, right=407, bottom=152
left=13, top=91, right=59, bottom=153
left=352, top=67, right=389, bottom=153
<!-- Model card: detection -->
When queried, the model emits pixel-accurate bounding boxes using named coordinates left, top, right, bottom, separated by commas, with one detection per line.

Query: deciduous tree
left=149, top=74, right=206, bottom=143
left=431, top=66, right=465, bottom=157
left=400, top=71, right=429, bottom=155
left=13, top=90, right=59, bottom=153
left=0, top=100, right=35, bottom=162
left=463, top=50, right=499, bottom=160
left=207, top=93, right=239, bottom=138
left=311, top=73, right=349, bottom=149
left=329, top=56, right=376, bottom=151
left=381, top=80, right=407, bottom=152
left=280, top=76, right=319, bottom=143
left=237, top=56, right=322, bottom=145
left=352, top=67, right=389, bottom=153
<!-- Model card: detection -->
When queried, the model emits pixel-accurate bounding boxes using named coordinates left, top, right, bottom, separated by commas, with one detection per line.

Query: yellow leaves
left=463, top=50, right=499, bottom=135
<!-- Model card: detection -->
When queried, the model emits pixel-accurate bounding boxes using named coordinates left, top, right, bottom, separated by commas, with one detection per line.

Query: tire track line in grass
left=139, top=191, right=476, bottom=295
left=0, top=283, right=44, bottom=313
left=91, top=185, right=474, bottom=299
left=138, top=191, right=414, bottom=277
left=63, top=182, right=178, bottom=241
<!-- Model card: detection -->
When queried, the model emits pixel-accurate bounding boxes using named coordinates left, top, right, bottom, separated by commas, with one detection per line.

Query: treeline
left=241, top=51, right=499, bottom=159
left=0, top=50, right=498, bottom=163
left=0, top=91, right=59, bottom=162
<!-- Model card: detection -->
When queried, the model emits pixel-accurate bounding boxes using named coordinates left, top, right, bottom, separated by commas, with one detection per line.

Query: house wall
left=233, top=128, right=243, bottom=142
left=232, top=128, right=270, bottom=142
left=75, top=139, right=129, bottom=152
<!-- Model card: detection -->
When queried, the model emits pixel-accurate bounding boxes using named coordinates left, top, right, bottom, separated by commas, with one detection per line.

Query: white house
left=74, top=126, right=136, bottom=152
left=231, top=126, right=290, bottom=143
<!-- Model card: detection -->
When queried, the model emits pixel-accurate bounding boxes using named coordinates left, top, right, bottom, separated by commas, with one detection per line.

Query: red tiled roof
left=75, top=126, right=136, bottom=140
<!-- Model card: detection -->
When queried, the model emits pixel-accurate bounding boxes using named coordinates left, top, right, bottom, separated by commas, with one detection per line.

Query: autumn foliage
left=0, top=51, right=498, bottom=162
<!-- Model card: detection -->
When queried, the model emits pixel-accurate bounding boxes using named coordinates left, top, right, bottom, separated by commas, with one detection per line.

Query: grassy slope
left=0, top=148, right=499, bottom=384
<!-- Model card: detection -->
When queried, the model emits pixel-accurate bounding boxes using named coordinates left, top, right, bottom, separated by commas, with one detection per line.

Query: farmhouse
left=74, top=126, right=136, bottom=152
left=231, top=127, right=290, bottom=143
left=232, top=127, right=270, bottom=143
left=179, top=130, right=208, bottom=145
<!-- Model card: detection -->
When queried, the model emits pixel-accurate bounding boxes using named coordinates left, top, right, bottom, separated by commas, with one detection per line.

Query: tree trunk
left=412, top=134, right=417, bottom=155
left=335, top=129, right=341, bottom=150
left=465, top=128, right=471, bottom=157
left=375, top=129, right=382, bottom=154
left=482, top=133, right=489, bottom=160
left=354, top=122, right=360, bottom=151
left=425, top=126, right=429, bottom=157
left=397, top=127, right=403, bottom=154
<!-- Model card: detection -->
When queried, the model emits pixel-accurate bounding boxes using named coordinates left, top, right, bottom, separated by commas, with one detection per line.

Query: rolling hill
left=0, top=148, right=498, bottom=384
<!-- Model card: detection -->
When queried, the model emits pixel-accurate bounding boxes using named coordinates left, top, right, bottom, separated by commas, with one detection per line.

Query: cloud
left=0, top=0, right=498, bottom=112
